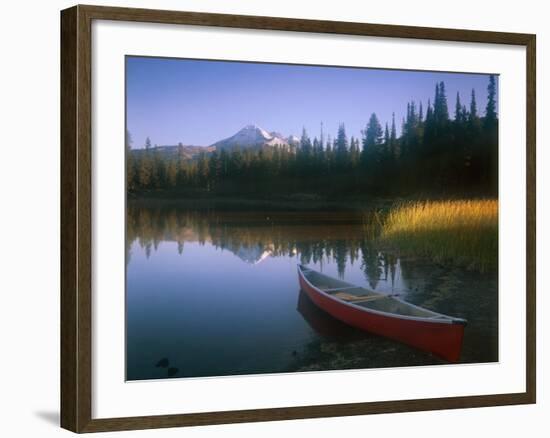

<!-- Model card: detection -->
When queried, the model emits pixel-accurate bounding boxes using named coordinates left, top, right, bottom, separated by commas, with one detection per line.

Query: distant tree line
left=127, top=76, right=498, bottom=197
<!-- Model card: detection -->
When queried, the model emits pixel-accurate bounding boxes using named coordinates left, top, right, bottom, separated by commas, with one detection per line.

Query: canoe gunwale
left=297, top=265, right=466, bottom=326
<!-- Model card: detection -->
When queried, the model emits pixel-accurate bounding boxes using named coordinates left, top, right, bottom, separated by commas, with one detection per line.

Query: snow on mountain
left=233, top=243, right=273, bottom=265
left=269, top=131, right=286, bottom=141
left=212, top=125, right=290, bottom=151
left=287, top=135, right=300, bottom=146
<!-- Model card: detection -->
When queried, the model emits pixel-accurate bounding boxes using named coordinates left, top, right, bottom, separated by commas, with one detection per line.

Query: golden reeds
left=380, top=200, right=498, bottom=271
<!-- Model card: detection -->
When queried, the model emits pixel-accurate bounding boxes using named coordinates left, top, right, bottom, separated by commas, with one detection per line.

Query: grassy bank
left=379, top=200, right=498, bottom=272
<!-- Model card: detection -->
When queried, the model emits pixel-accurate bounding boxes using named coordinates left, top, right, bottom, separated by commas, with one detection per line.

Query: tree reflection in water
left=126, top=202, right=398, bottom=291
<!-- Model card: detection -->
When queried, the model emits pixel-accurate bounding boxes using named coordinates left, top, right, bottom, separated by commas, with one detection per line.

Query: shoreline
left=127, top=193, right=497, bottom=212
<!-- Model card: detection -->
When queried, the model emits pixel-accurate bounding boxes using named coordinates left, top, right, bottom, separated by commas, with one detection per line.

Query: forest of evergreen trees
left=127, top=76, right=498, bottom=198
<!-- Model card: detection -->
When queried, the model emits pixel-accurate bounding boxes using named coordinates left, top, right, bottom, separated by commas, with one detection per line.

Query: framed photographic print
left=60, top=4, right=536, bottom=433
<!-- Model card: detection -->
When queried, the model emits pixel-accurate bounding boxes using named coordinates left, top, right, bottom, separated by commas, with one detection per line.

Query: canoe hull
left=298, top=271, right=465, bottom=362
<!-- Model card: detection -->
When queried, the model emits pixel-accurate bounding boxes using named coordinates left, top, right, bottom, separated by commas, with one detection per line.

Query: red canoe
left=297, top=264, right=466, bottom=362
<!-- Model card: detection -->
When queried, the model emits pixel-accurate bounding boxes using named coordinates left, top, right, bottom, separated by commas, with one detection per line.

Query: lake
left=126, top=202, right=498, bottom=380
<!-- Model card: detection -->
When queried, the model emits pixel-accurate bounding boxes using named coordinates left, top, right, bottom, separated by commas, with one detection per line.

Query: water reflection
left=127, top=204, right=403, bottom=293
left=126, top=202, right=498, bottom=380
left=296, top=290, right=366, bottom=340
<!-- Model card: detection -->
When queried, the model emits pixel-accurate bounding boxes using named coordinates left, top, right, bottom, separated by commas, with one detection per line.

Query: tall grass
left=380, top=200, right=498, bottom=272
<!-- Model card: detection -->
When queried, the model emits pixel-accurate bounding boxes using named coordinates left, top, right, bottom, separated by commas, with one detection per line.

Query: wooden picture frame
left=60, top=4, right=536, bottom=433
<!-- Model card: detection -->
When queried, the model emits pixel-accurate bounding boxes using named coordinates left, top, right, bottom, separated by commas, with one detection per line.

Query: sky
left=126, top=56, right=497, bottom=149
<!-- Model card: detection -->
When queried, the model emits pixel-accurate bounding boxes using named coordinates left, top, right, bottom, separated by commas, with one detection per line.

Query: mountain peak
left=212, top=125, right=291, bottom=151
left=243, top=124, right=262, bottom=130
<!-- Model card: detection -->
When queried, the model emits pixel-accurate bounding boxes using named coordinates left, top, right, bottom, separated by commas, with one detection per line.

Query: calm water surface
left=126, top=203, right=498, bottom=380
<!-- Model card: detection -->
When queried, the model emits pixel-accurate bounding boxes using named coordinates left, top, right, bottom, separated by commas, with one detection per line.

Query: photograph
left=125, top=56, right=499, bottom=380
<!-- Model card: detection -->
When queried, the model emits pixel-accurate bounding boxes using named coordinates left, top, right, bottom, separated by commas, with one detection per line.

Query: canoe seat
left=321, top=286, right=361, bottom=292
left=333, top=292, right=387, bottom=303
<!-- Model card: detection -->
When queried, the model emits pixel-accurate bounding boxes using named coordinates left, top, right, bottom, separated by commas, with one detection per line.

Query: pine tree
left=483, top=74, right=498, bottom=194
left=138, top=152, right=153, bottom=188
left=197, top=152, right=209, bottom=189
left=335, top=123, right=349, bottom=167
left=219, top=148, right=229, bottom=179
left=152, top=146, right=166, bottom=188
left=364, top=113, right=383, bottom=150
left=362, top=113, right=383, bottom=171
left=356, top=137, right=362, bottom=162
left=455, top=92, right=463, bottom=122
left=208, top=150, right=221, bottom=188
left=126, top=130, right=133, bottom=149
left=137, top=136, right=154, bottom=188
left=411, top=101, right=418, bottom=126
left=467, top=89, right=480, bottom=135
left=434, top=81, right=449, bottom=124
left=349, top=135, right=359, bottom=167
left=325, top=135, right=332, bottom=154
left=299, top=127, right=312, bottom=156
left=425, top=99, right=433, bottom=123
left=166, top=160, right=178, bottom=187
left=433, top=83, right=440, bottom=122
left=390, top=113, right=397, bottom=142
left=470, top=89, right=478, bottom=120
left=126, top=130, right=136, bottom=191
left=440, top=82, right=450, bottom=121
left=382, top=123, right=391, bottom=170
left=485, top=75, right=497, bottom=127
left=176, top=142, right=187, bottom=186
left=390, top=112, right=398, bottom=159
left=313, top=137, right=320, bottom=153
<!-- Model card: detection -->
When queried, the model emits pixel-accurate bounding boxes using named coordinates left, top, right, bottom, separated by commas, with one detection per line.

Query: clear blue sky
left=126, top=56, right=497, bottom=149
